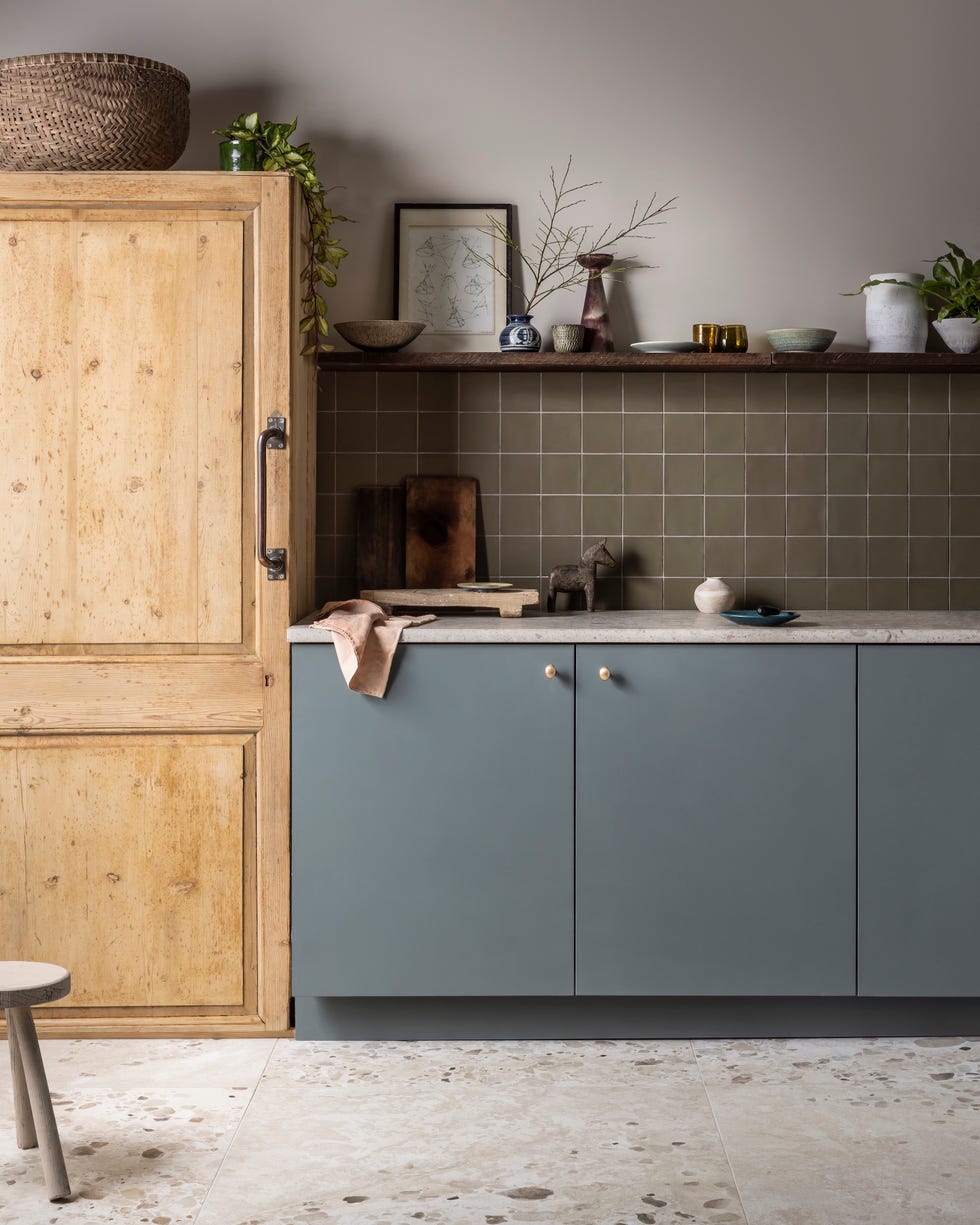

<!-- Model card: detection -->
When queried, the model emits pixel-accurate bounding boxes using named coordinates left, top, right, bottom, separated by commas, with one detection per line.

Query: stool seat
left=0, top=962, right=71, bottom=1009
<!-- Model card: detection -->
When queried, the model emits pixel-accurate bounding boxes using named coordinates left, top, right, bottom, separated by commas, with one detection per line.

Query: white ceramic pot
left=933, top=317, right=980, bottom=354
left=694, top=577, right=735, bottom=614
left=863, top=272, right=928, bottom=352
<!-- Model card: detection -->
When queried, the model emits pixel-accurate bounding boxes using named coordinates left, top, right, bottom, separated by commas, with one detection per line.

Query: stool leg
left=7, top=1007, right=71, bottom=1201
left=5, top=1008, right=38, bottom=1148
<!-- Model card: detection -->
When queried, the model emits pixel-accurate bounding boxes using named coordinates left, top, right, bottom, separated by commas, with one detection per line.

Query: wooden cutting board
left=354, top=485, right=405, bottom=591
left=405, top=475, right=477, bottom=587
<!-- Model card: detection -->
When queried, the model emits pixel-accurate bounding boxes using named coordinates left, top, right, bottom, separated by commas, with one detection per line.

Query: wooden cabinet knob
left=544, top=663, right=557, bottom=679
left=598, top=666, right=612, bottom=681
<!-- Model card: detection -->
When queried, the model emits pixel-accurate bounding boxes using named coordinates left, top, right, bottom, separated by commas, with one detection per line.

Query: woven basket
left=0, top=52, right=190, bottom=171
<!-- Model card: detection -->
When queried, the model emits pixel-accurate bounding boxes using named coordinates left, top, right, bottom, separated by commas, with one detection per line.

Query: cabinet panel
left=292, top=644, right=575, bottom=996
left=858, top=646, right=980, bottom=996
left=576, top=645, right=856, bottom=995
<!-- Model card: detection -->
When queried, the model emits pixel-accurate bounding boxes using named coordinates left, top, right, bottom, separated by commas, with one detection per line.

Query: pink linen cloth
left=311, top=599, right=436, bottom=698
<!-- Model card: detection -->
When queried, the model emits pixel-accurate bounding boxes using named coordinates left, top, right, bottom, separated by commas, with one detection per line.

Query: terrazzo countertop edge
left=288, top=610, right=980, bottom=645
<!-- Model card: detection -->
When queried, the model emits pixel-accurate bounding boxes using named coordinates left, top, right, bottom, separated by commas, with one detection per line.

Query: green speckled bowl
left=766, top=328, right=836, bottom=352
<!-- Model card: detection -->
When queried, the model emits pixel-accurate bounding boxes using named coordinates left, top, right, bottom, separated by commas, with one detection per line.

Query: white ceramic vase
left=694, top=577, right=735, bottom=614
left=933, top=317, right=980, bottom=354
left=863, top=272, right=928, bottom=352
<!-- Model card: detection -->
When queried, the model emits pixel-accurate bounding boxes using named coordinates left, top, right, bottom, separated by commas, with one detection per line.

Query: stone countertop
left=288, top=609, right=980, bottom=645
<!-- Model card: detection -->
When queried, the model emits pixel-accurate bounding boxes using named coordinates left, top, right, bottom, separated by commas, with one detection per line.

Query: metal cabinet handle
left=544, top=663, right=557, bottom=679
left=598, top=666, right=612, bottom=681
left=257, top=416, right=286, bottom=580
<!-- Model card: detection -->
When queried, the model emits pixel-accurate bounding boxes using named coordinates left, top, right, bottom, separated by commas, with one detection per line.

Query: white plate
left=457, top=582, right=513, bottom=591
left=630, top=341, right=706, bottom=354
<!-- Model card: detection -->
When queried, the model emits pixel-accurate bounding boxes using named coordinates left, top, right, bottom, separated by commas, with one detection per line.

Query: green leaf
left=299, top=315, right=316, bottom=333
left=244, top=112, right=259, bottom=132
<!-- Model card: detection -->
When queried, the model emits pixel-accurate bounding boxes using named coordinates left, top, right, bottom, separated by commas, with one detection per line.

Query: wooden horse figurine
left=547, top=538, right=616, bottom=613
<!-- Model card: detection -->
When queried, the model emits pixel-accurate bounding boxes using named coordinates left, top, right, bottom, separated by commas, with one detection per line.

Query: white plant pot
left=933, top=316, right=980, bottom=354
left=694, top=577, right=735, bottom=614
left=863, top=272, right=928, bottom=352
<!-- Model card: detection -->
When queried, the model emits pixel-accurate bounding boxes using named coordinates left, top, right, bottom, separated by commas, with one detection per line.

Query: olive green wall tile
left=950, top=414, right=980, bottom=452
left=868, top=413, right=908, bottom=454
left=419, top=372, right=458, bottom=412
left=910, top=413, right=949, bottom=453
left=950, top=373, right=980, bottom=413
left=911, top=454, right=950, bottom=495
left=665, top=412, right=704, bottom=453
left=583, top=453, right=623, bottom=494
left=583, top=495, right=623, bottom=536
left=787, top=495, right=826, bottom=535
left=828, top=496, right=867, bottom=536
left=624, top=577, right=664, bottom=608
left=745, top=578, right=786, bottom=607
left=663, top=577, right=699, bottom=608
left=908, top=578, right=949, bottom=609
left=706, top=535, right=745, bottom=577
left=419, top=410, right=458, bottom=452
left=624, top=495, right=664, bottom=536
left=592, top=575, right=624, bottom=611
left=868, top=537, right=908, bottom=578
left=461, top=453, right=499, bottom=495
left=787, top=373, right=826, bottom=412
left=908, top=374, right=947, bottom=413
left=787, top=454, right=826, bottom=494
left=543, top=538, right=585, bottom=580
left=583, top=412, right=623, bottom=453
left=582, top=372, right=622, bottom=412
left=542, top=454, right=582, bottom=494
left=664, top=494, right=704, bottom=535
left=479, top=495, right=500, bottom=535
left=746, top=454, right=785, bottom=495
left=664, top=535, right=704, bottom=576
left=705, top=496, right=744, bottom=536
left=705, top=413, right=744, bottom=452
left=746, top=496, right=785, bottom=536
left=869, top=454, right=907, bottom=495
left=868, top=373, right=908, bottom=412
left=335, top=494, right=356, bottom=535
left=746, top=536, right=785, bottom=575
left=500, top=453, right=540, bottom=494
left=500, top=411, right=539, bottom=453
left=337, top=410, right=377, bottom=452
left=624, top=371, right=664, bottom=411
left=379, top=411, right=417, bottom=452
left=622, top=536, right=663, bottom=576
left=624, top=412, right=663, bottom=452
left=829, top=537, right=867, bottom=576
left=336, top=453, right=378, bottom=492
left=376, top=372, right=417, bottom=412
left=418, top=452, right=458, bottom=475
left=868, top=578, right=908, bottom=610
left=951, top=496, right=980, bottom=535
left=664, top=372, right=704, bottom=412
left=869, top=495, right=909, bottom=536
left=828, top=413, right=867, bottom=453
left=787, top=536, right=826, bottom=577
left=542, top=412, right=581, bottom=453
left=377, top=453, right=417, bottom=484
left=501, top=494, right=539, bottom=534
left=951, top=454, right=980, bottom=494
left=500, top=535, right=541, bottom=575
left=665, top=453, right=704, bottom=494
left=787, top=413, right=827, bottom=453
left=828, top=454, right=868, bottom=495
left=827, top=373, right=867, bottom=413
left=909, top=496, right=949, bottom=537
left=704, top=373, right=746, bottom=412
left=745, top=413, right=786, bottom=453
left=746, top=373, right=787, bottom=413
left=950, top=537, right=980, bottom=577
left=500, top=372, right=541, bottom=412
left=459, top=412, right=499, bottom=453
left=336, top=535, right=354, bottom=578
left=950, top=578, right=980, bottom=608
left=787, top=577, right=828, bottom=609
left=909, top=537, right=949, bottom=577
left=315, top=494, right=335, bottom=536
left=705, top=454, right=745, bottom=494
left=459, top=372, right=499, bottom=412
left=338, top=372, right=380, bottom=412
left=827, top=579, right=868, bottom=609
left=624, top=453, right=663, bottom=495
left=541, top=372, right=582, bottom=412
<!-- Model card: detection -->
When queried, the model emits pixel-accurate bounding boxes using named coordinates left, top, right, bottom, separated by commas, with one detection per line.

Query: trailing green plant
left=845, top=242, right=980, bottom=322
left=213, top=112, right=349, bottom=354
left=467, top=156, right=675, bottom=314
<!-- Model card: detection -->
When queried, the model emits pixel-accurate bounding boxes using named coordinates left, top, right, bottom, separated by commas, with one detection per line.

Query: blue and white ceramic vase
left=499, top=313, right=541, bottom=353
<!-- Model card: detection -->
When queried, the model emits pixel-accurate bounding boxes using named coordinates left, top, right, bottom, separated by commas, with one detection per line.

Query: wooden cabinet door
left=575, top=645, right=856, bottom=996
left=291, top=644, right=575, bottom=997
left=858, top=646, right=980, bottom=996
left=0, top=174, right=312, bottom=1033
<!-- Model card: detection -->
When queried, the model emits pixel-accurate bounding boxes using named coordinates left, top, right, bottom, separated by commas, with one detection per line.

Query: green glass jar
left=219, top=139, right=258, bottom=171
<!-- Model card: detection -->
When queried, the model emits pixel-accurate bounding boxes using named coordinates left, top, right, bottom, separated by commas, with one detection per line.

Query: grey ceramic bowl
left=766, top=327, right=836, bottom=352
left=334, top=319, right=426, bottom=352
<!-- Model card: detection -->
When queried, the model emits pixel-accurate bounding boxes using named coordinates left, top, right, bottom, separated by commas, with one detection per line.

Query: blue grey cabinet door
left=576, top=645, right=856, bottom=996
left=292, top=644, right=574, bottom=996
left=858, top=646, right=980, bottom=997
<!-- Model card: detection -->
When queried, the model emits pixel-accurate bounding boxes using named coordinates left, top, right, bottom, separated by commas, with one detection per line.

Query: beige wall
left=7, top=0, right=980, bottom=351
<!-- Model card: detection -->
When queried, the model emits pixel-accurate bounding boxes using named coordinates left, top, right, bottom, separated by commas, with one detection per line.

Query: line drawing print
left=406, top=225, right=495, bottom=333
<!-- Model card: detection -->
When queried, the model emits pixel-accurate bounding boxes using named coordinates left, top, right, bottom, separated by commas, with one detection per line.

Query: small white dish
left=457, top=582, right=513, bottom=591
left=630, top=341, right=706, bottom=354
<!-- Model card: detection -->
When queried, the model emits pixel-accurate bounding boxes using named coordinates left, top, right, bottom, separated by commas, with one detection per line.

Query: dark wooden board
left=405, top=475, right=477, bottom=587
left=355, top=485, right=405, bottom=591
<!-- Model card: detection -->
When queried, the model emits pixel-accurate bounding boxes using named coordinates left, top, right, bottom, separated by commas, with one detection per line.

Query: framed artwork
left=394, top=203, right=513, bottom=350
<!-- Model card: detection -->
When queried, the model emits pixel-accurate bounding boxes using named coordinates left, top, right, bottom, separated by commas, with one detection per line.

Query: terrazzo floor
left=0, top=1035, right=977, bottom=1224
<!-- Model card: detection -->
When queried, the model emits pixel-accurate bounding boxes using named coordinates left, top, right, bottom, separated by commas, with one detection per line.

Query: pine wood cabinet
left=0, top=172, right=315, bottom=1035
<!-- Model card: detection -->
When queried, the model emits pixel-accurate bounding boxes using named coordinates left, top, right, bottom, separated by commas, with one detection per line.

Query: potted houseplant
left=850, top=243, right=980, bottom=354
left=213, top=112, right=349, bottom=355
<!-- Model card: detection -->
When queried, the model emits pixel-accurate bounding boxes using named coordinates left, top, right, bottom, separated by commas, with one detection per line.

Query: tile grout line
left=690, top=1041, right=755, bottom=1225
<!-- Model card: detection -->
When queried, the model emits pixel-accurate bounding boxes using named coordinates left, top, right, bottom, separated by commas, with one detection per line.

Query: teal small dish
left=721, top=610, right=800, bottom=627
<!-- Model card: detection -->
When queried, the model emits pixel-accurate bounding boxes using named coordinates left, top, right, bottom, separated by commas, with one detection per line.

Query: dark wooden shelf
left=318, top=350, right=980, bottom=374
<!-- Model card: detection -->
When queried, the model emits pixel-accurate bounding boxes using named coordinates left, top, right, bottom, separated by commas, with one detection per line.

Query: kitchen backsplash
left=315, top=370, right=980, bottom=611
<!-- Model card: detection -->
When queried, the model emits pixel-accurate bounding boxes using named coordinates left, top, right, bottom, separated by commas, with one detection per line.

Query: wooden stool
left=1, top=961, right=71, bottom=1201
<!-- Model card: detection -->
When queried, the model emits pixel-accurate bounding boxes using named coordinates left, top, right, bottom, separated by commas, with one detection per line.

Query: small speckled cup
left=552, top=323, right=585, bottom=353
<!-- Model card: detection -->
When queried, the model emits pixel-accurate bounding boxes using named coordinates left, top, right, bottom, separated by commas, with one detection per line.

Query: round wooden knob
left=544, top=663, right=557, bottom=679
left=598, top=666, right=612, bottom=681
